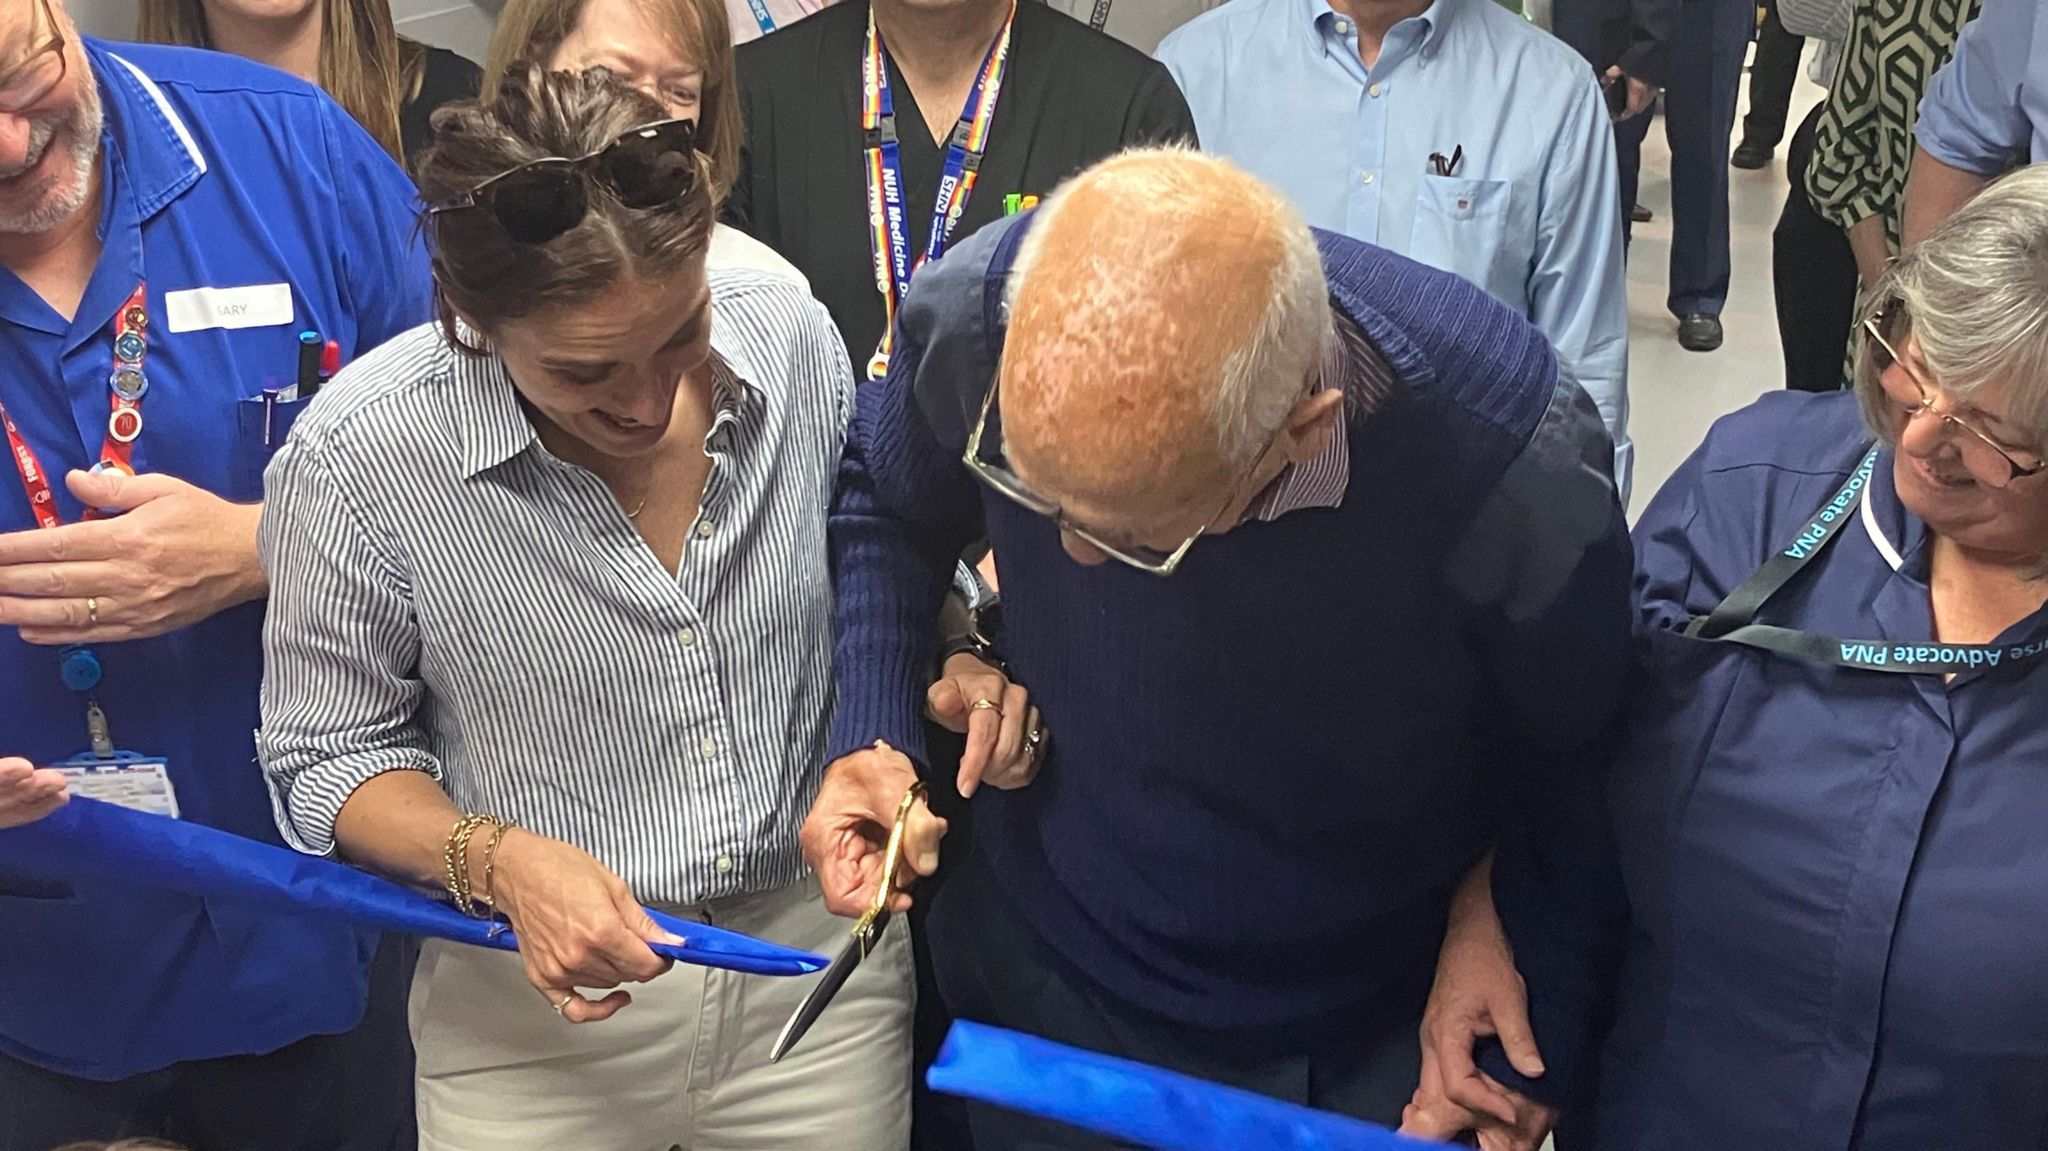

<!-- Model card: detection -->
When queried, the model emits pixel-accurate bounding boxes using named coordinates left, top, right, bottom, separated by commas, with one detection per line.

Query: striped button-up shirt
left=258, top=270, right=854, bottom=904
left=1243, top=307, right=1392, bottom=520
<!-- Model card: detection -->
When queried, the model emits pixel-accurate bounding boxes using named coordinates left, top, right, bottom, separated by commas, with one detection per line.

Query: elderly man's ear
left=1278, top=389, right=1347, bottom=465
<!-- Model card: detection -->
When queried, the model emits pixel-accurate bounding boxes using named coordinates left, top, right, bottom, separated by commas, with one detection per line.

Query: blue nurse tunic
left=1593, top=391, right=2048, bottom=1149
left=0, top=40, right=430, bottom=1080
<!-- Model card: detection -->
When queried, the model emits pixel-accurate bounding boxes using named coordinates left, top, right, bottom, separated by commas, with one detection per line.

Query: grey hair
left=1006, top=148, right=1334, bottom=473
left=1855, top=164, right=2048, bottom=454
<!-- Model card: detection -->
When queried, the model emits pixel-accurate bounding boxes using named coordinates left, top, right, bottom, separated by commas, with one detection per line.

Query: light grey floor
left=1624, top=58, right=1829, bottom=522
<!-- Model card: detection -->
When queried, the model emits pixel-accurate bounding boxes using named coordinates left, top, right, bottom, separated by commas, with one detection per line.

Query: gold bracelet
left=479, top=819, right=517, bottom=912
left=456, top=815, right=500, bottom=917
left=443, top=813, right=498, bottom=917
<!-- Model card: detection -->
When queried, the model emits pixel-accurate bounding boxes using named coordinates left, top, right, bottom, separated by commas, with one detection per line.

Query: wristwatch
left=941, top=560, right=1005, bottom=673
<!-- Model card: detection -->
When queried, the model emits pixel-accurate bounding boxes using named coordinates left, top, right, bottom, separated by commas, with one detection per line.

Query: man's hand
left=1602, top=67, right=1658, bottom=120
left=801, top=742, right=946, bottom=918
left=1403, top=1079, right=1557, bottom=1151
left=0, top=470, right=265, bottom=645
left=927, top=652, right=1046, bottom=797
left=0, top=758, right=67, bottom=829
left=1398, top=854, right=1553, bottom=1148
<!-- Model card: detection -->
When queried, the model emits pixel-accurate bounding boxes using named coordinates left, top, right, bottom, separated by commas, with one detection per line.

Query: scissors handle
left=852, top=780, right=927, bottom=936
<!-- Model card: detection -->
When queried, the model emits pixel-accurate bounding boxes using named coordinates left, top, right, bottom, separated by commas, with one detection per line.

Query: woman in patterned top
left=1803, top=0, right=1983, bottom=346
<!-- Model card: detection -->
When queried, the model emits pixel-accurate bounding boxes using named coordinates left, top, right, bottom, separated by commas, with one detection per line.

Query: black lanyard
left=1684, top=445, right=2048, bottom=676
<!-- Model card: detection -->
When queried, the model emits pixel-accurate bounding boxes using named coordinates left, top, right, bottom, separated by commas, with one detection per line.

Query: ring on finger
left=552, top=993, right=577, bottom=1016
left=971, top=697, right=1001, bottom=715
left=1024, top=723, right=1047, bottom=759
left=86, top=596, right=98, bottom=625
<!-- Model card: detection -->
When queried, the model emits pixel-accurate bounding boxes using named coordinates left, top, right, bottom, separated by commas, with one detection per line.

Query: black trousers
left=1773, top=104, right=1862, bottom=391
left=911, top=724, right=978, bottom=1151
left=1664, top=0, right=1755, bottom=316
left=926, top=850, right=1430, bottom=1150
left=1742, top=0, right=1805, bottom=149
left=0, top=935, right=417, bottom=1151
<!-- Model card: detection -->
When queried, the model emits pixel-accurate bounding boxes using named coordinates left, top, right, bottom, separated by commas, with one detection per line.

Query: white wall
left=70, top=1, right=503, bottom=62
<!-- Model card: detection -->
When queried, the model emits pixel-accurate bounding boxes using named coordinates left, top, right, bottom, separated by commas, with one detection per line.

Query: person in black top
left=137, top=0, right=482, bottom=173
left=731, top=0, right=1195, bottom=369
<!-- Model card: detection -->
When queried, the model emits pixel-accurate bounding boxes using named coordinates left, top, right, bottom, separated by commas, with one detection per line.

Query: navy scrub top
left=1595, top=391, right=2048, bottom=1150
left=0, top=40, right=430, bottom=1080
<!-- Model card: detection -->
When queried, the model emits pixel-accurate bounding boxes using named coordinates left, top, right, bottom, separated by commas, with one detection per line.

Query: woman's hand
left=926, top=652, right=1046, bottom=797
left=0, top=757, right=67, bottom=829
left=486, top=828, right=681, bottom=1024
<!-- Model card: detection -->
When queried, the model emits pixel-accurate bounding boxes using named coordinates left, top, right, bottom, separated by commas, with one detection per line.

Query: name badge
left=52, top=752, right=180, bottom=819
left=164, top=283, right=296, bottom=334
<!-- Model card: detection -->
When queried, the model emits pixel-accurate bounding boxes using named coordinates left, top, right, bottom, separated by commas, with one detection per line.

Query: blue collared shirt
left=1159, top=0, right=1631, bottom=502
left=1595, top=391, right=2048, bottom=1149
left=0, top=40, right=430, bottom=1080
left=1914, top=0, right=2048, bottom=174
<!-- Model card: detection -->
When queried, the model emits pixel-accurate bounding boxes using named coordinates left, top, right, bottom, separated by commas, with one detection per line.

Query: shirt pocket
left=1407, top=175, right=1516, bottom=292
left=232, top=391, right=314, bottom=501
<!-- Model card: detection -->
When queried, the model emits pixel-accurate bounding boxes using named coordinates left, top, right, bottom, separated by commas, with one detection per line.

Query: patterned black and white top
left=257, top=270, right=854, bottom=905
left=1806, top=0, right=1983, bottom=245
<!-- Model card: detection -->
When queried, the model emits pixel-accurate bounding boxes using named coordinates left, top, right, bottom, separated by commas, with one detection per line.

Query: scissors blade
left=769, top=914, right=888, bottom=1063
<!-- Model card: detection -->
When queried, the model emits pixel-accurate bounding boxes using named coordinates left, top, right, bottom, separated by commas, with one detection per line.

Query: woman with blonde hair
left=486, top=0, right=807, bottom=281
left=137, top=0, right=481, bottom=169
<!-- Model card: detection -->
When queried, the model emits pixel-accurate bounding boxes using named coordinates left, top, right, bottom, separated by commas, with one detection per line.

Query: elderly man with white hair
left=802, top=148, right=1632, bottom=1150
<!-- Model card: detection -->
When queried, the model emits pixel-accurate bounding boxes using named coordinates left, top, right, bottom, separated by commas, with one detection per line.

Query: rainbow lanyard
left=860, top=2, right=1015, bottom=381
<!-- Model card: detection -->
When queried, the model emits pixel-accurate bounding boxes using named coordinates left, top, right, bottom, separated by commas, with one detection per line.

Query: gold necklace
left=625, top=494, right=650, bottom=519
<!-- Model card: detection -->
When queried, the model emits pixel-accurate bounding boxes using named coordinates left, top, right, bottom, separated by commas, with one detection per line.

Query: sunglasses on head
left=428, top=118, right=698, bottom=245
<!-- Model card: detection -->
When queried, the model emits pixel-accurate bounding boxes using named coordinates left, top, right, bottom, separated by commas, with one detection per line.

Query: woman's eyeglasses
left=1863, top=308, right=2046, bottom=488
left=428, top=118, right=698, bottom=245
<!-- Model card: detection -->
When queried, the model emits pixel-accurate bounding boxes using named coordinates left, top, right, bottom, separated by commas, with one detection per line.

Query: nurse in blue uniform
left=1590, top=164, right=2048, bottom=1150
left=0, top=2, right=430, bottom=1147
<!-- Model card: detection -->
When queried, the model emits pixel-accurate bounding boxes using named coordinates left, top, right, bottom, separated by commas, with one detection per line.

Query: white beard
left=0, top=79, right=103, bottom=236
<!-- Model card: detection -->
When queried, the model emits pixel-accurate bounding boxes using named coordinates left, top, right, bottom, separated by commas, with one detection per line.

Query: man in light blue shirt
left=1159, top=0, right=1632, bottom=501
left=1902, top=0, right=2047, bottom=248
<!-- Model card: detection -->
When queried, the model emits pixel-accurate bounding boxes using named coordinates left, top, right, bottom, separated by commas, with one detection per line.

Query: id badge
left=50, top=751, right=180, bottom=818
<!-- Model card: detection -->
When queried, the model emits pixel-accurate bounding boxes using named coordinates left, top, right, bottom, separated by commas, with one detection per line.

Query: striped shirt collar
left=1242, top=308, right=1393, bottom=522
left=454, top=331, right=753, bottom=480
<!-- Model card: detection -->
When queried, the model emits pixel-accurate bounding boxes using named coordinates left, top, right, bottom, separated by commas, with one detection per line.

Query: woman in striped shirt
left=257, top=65, right=912, bottom=1150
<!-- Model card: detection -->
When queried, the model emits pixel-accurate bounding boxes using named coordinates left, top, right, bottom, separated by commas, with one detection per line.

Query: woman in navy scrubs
left=1594, top=164, right=2048, bottom=1150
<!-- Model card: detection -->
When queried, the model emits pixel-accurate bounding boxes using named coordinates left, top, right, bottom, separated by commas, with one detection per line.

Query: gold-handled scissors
left=769, top=779, right=927, bottom=1063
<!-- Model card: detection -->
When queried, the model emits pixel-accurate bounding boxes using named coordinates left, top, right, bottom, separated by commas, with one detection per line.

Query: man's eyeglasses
left=0, top=0, right=66, bottom=117
left=1862, top=308, right=2045, bottom=489
left=427, top=118, right=698, bottom=245
left=962, top=374, right=1272, bottom=576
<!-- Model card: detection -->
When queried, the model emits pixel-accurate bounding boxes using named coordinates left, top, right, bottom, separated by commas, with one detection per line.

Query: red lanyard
left=0, top=283, right=150, bottom=529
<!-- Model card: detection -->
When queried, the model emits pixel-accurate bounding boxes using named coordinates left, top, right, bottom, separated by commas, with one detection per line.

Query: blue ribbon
left=0, top=797, right=826, bottom=977
left=927, top=1021, right=1460, bottom=1151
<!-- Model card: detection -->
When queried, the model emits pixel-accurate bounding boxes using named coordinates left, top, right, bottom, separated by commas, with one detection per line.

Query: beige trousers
left=409, top=881, right=913, bottom=1151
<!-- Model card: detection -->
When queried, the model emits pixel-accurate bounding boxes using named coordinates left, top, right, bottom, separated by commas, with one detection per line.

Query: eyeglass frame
left=1861, top=306, right=2046, bottom=489
left=425, top=117, right=699, bottom=242
left=961, top=372, right=1280, bottom=577
left=0, top=0, right=67, bottom=118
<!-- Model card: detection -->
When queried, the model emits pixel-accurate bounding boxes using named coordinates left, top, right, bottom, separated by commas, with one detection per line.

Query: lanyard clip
left=86, top=701, right=116, bottom=758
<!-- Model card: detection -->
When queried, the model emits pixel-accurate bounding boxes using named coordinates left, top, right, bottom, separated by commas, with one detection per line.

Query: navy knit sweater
left=827, top=215, right=1634, bottom=1104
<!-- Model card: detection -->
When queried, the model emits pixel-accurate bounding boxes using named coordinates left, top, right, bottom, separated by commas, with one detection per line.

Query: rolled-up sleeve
left=257, top=433, right=439, bottom=857
left=1915, top=0, right=2039, bottom=176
